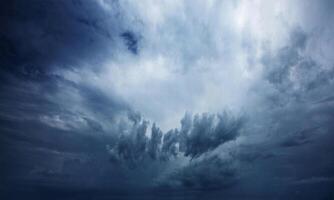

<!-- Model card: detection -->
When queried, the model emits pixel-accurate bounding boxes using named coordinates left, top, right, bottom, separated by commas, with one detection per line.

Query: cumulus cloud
left=101, top=111, right=245, bottom=190
left=182, top=112, right=244, bottom=158
left=147, top=123, right=163, bottom=159
left=106, top=112, right=244, bottom=164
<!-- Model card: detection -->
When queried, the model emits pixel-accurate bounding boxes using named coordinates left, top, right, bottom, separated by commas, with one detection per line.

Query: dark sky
left=1, top=0, right=334, bottom=199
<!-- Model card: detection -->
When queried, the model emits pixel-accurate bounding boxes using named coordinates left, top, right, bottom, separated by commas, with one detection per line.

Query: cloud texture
left=1, top=0, right=334, bottom=199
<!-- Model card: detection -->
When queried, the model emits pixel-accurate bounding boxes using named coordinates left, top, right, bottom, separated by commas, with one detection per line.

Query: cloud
left=0, top=0, right=120, bottom=73
left=147, top=123, right=163, bottom=159
left=107, top=118, right=149, bottom=165
left=159, top=154, right=237, bottom=190
left=279, top=127, right=319, bottom=148
left=262, top=28, right=334, bottom=101
left=1, top=0, right=334, bottom=198
left=180, top=112, right=245, bottom=158
left=290, top=177, right=334, bottom=185
left=160, top=129, right=179, bottom=160
left=121, top=31, right=140, bottom=54
left=106, top=112, right=244, bottom=164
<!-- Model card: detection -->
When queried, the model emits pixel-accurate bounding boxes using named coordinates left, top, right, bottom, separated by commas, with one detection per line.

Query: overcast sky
left=1, top=0, right=334, bottom=199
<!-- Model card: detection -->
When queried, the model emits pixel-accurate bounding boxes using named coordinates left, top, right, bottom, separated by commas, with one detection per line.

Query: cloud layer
left=107, top=112, right=244, bottom=164
left=1, top=0, right=334, bottom=199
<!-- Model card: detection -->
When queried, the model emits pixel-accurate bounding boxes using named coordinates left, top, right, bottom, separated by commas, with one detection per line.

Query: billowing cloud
left=106, top=112, right=244, bottom=164
left=1, top=0, right=334, bottom=199
left=181, top=112, right=244, bottom=158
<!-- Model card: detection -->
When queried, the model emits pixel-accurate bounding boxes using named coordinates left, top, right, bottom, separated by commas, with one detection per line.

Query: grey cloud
left=78, top=85, right=131, bottom=122
left=182, top=113, right=244, bottom=158
left=99, top=111, right=245, bottom=190
left=235, top=145, right=276, bottom=163
left=263, top=28, right=334, bottom=103
left=1, top=0, right=334, bottom=198
left=107, top=120, right=148, bottom=164
left=279, top=127, right=319, bottom=148
left=263, top=29, right=307, bottom=90
left=314, top=95, right=334, bottom=104
left=160, top=129, right=179, bottom=160
left=121, top=31, right=140, bottom=54
left=0, top=55, right=136, bottom=190
left=127, top=111, right=142, bottom=125
left=159, top=155, right=237, bottom=190
left=106, top=112, right=244, bottom=165
left=147, top=123, right=163, bottom=160
left=0, top=0, right=135, bottom=78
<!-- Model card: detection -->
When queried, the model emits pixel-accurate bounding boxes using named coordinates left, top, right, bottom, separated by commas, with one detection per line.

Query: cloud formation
left=106, top=112, right=244, bottom=165
left=1, top=0, right=334, bottom=199
left=160, top=155, right=237, bottom=190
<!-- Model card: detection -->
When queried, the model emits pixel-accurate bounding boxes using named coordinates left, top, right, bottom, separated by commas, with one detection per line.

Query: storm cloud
left=1, top=0, right=334, bottom=199
left=106, top=112, right=244, bottom=164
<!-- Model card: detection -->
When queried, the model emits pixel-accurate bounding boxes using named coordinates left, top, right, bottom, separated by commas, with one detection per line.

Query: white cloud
left=60, top=0, right=334, bottom=132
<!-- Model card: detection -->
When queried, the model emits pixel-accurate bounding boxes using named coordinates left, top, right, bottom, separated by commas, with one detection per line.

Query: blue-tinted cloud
left=1, top=0, right=334, bottom=199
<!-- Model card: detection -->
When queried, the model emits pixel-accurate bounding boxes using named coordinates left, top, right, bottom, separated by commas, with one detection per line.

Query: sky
left=1, top=0, right=334, bottom=199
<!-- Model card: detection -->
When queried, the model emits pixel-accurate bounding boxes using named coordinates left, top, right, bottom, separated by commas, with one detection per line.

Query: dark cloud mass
left=160, top=155, right=237, bottom=190
left=107, top=112, right=243, bottom=164
left=121, top=31, right=139, bottom=54
left=1, top=0, right=334, bottom=199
